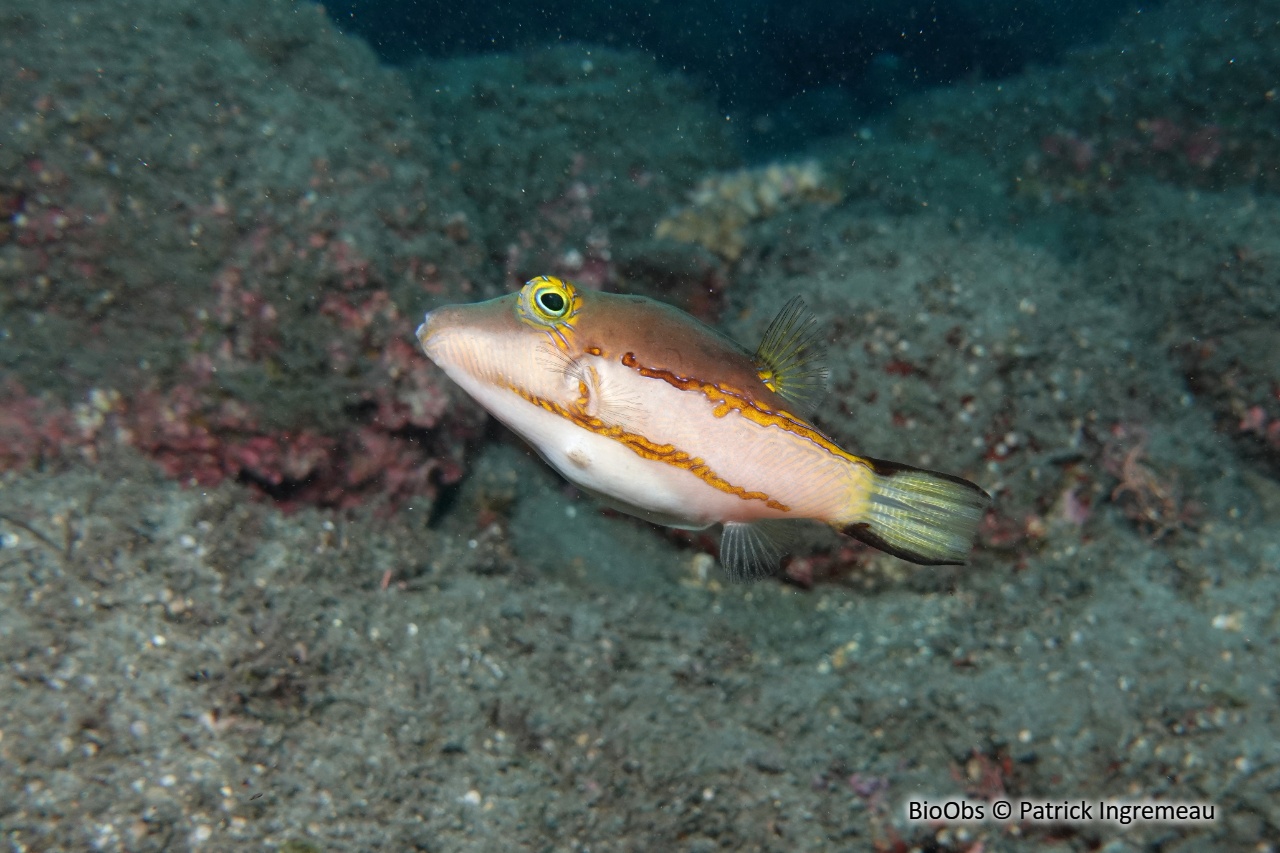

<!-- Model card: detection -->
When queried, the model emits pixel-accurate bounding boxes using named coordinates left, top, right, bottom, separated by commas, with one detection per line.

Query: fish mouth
left=417, top=307, right=466, bottom=365
left=416, top=310, right=444, bottom=363
left=415, top=310, right=435, bottom=345
left=417, top=309, right=451, bottom=353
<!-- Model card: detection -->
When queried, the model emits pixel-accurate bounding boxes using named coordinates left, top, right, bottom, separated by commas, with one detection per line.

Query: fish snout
left=416, top=310, right=446, bottom=364
left=415, top=310, right=436, bottom=346
left=417, top=305, right=471, bottom=366
left=416, top=307, right=453, bottom=355
left=416, top=299, right=508, bottom=370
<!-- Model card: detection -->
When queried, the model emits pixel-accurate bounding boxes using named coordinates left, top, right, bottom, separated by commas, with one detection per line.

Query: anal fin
left=719, top=520, right=797, bottom=583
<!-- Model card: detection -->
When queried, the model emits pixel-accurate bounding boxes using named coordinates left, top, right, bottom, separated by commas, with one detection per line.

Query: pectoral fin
left=538, top=342, right=641, bottom=424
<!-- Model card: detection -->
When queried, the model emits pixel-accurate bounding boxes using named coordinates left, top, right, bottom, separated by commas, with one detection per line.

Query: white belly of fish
left=458, top=377, right=725, bottom=529
left=515, top=401, right=723, bottom=529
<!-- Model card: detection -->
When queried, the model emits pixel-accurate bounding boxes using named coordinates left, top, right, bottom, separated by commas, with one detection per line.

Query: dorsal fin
left=753, top=296, right=829, bottom=411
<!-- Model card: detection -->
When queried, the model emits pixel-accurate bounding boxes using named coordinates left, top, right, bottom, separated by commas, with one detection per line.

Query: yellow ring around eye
left=534, top=285, right=569, bottom=317
left=517, top=275, right=583, bottom=335
left=518, top=275, right=579, bottom=329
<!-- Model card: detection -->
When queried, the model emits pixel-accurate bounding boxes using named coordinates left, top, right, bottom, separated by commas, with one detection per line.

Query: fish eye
left=537, top=289, right=567, bottom=315
left=518, top=276, right=577, bottom=328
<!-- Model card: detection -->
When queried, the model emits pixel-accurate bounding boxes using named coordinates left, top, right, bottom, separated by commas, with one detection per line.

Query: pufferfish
left=417, top=275, right=990, bottom=581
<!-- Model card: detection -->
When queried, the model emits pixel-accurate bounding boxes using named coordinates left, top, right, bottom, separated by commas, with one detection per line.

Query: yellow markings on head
left=517, top=276, right=582, bottom=352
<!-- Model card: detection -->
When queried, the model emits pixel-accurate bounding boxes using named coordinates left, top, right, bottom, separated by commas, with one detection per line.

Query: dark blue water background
left=321, top=0, right=1155, bottom=153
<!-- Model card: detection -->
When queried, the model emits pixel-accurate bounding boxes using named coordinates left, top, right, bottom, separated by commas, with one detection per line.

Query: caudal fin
left=841, top=458, right=990, bottom=565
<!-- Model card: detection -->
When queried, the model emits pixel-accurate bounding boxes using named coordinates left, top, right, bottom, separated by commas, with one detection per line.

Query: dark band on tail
left=841, top=521, right=967, bottom=566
